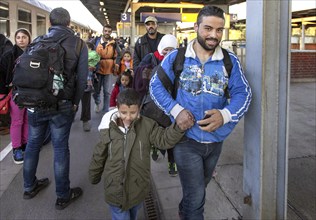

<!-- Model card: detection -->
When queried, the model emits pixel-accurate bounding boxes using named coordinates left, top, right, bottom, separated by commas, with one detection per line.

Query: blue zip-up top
left=149, top=39, right=252, bottom=143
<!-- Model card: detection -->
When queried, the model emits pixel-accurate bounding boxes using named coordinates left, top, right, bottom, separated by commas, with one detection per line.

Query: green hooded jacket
left=89, top=108, right=184, bottom=210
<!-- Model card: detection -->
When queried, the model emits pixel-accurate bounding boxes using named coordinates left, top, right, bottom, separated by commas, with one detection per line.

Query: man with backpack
left=133, top=16, right=164, bottom=71
left=91, top=24, right=121, bottom=113
left=21, top=7, right=88, bottom=210
left=149, top=6, right=252, bottom=219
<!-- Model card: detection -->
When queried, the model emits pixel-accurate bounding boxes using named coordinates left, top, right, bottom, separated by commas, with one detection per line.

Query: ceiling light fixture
left=100, top=1, right=104, bottom=6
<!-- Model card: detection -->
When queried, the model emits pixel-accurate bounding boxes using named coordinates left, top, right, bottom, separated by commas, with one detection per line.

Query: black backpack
left=12, top=34, right=80, bottom=109
left=157, top=47, right=233, bottom=99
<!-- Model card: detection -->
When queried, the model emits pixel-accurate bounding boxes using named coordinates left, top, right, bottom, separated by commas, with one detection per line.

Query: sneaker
left=94, top=104, right=100, bottom=113
left=83, top=121, right=91, bottom=132
left=151, top=148, right=159, bottom=161
left=168, top=162, right=178, bottom=177
left=55, top=187, right=83, bottom=210
left=23, top=178, right=50, bottom=199
left=12, top=148, right=24, bottom=164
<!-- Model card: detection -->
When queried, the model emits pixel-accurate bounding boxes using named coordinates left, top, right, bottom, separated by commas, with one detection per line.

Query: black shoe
left=55, top=187, right=83, bottom=210
left=23, top=178, right=49, bottom=199
left=151, top=148, right=159, bottom=161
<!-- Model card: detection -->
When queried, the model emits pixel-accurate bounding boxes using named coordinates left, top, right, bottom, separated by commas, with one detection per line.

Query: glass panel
left=18, top=9, right=31, bottom=23
left=37, top=14, right=46, bottom=36
left=0, top=2, right=9, bottom=36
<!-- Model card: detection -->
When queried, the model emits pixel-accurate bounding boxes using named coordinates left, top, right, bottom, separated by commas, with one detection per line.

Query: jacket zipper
left=109, top=142, right=112, bottom=160
left=139, top=141, right=143, bottom=160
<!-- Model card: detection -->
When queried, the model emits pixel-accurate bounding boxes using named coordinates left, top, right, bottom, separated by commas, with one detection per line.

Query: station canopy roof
left=80, top=0, right=245, bottom=30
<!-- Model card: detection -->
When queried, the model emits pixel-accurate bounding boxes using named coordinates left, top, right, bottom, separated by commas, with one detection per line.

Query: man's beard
left=197, top=33, right=219, bottom=52
left=104, top=34, right=111, bottom=40
left=147, top=28, right=156, bottom=35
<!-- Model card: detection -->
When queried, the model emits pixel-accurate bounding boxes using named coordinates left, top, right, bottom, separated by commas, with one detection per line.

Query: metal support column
left=300, top=22, right=305, bottom=50
left=243, top=0, right=291, bottom=219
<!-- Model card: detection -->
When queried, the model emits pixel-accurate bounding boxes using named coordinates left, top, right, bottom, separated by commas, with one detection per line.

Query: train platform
left=0, top=81, right=315, bottom=219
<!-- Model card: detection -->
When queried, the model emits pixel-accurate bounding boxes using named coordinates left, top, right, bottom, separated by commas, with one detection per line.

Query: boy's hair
left=117, top=88, right=141, bottom=107
left=197, top=5, right=225, bottom=26
left=49, top=7, right=71, bottom=26
left=116, top=69, right=133, bottom=87
left=86, top=41, right=94, bottom=50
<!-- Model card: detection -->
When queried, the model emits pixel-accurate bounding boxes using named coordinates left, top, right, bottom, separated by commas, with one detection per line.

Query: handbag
left=0, top=90, right=12, bottom=115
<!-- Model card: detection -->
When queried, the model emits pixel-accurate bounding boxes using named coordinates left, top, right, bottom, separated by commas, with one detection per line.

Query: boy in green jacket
left=89, top=88, right=186, bottom=220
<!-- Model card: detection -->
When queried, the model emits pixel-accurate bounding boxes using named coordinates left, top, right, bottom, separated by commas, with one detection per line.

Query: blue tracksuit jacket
left=149, top=40, right=252, bottom=143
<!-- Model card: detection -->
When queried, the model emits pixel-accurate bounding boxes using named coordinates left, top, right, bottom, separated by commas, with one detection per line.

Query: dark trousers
left=80, top=91, right=91, bottom=122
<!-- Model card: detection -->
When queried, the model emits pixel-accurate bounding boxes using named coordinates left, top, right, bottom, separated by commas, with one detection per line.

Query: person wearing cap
left=133, top=16, right=164, bottom=71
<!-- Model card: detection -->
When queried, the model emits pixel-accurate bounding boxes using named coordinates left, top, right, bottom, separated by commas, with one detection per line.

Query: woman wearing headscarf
left=0, top=28, right=31, bottom=164
left=133, top=34, right=179, bottom=177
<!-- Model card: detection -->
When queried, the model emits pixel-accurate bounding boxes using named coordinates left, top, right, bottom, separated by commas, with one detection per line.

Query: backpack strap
left=157, top=47, right=186, bottom=99
left=221, top=48, right=232, bottom=78
left=221, top=48, right=233, bottom=98
left=75, top=38, right=84, bottom=57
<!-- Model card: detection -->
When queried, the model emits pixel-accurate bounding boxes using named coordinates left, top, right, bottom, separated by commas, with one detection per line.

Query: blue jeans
left=173, top=138, right=223, bottom=220
left=109, top=203, right=142, bottom=220
left=23, top=100, right=74, bottom=198
left=93, top=73, right=113, bottom=112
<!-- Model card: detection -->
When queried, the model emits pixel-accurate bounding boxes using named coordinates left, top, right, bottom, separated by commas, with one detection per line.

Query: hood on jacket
left=98, top=108, right=119, bottom=131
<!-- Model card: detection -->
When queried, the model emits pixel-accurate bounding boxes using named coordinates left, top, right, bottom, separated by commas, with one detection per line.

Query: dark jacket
left=133, top=32, right=164, bottom=70
left=46, top=25, right=88, bottom=106
left=0, top=45, right=23, bottom=94
left=0, top=34, right=13, bottom=57
left=89, top=109, right=184, bottom=210
left=133, top=52, right=160, bottom=100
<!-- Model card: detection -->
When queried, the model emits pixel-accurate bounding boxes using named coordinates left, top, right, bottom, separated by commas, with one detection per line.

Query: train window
left=18, top=8, right=32, bottom=32
left=0, top=1, right=10, bottom=37
left=37, top=14, right=46, bottom=36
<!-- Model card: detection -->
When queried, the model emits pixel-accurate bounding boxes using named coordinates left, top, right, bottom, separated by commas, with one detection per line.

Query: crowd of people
left=0, top=5, right=251, bottom=220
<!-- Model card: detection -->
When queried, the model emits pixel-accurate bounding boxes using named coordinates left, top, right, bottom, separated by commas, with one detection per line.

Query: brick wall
left=291, top=51, right=316, bottom=79
left=291, top=44, right=316, bottom=50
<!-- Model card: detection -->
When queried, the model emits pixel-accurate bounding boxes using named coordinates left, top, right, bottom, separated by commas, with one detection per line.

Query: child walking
left=89, top=88, right=186, bottom=220
left=86, top=41, right=100, bottom=92
left=109, top=69, right=133, bottom=110
left=119, top=50, right=133, bottom=76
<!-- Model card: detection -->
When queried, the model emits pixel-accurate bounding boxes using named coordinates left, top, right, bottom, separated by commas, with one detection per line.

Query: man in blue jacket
left=149, top=5, right=252, bottom=219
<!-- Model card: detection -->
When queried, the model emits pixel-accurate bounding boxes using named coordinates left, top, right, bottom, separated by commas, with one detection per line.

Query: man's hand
left=114, top=64, right=119, bottom=75
left=197, top=109, right=223, bottom=132
left=175, top=109, right=195, bottom=130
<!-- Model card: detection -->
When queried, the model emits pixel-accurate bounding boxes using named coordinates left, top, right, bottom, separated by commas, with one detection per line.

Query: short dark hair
left=86, top=41, right=94, bottom=50
left=117, top=88, right=141, bottom=107
left=50, top=7, right=71, bottom=26
left=103, top=25, right=112, bottom=30
left=197, top=5, right=225, bottom=26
